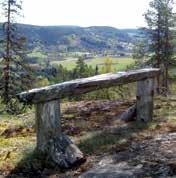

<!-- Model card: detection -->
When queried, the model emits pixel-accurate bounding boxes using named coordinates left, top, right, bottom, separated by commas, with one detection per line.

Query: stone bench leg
left=136, top=78, right=154, bottom=122
left=35, top=100, right=84, bottom=168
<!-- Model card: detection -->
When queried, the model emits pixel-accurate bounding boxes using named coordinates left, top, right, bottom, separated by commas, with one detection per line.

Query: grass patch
left=78, top=122, right=152, bottom=155
left=86, top=57, right=134, bottom=71
left=28, top=51, right=47, bottom=59
left=78, top=131, right=132, bottom=155
left=0, top=111, right=36, bottom=173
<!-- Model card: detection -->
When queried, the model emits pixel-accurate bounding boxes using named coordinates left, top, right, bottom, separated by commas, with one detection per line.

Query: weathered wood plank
left=136, top=78, right=154, bottom=122
left=18, top=68, right=160, bottom=104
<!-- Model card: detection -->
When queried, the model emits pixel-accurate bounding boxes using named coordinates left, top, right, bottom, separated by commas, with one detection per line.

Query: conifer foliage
left=0, top=0, right=32, bottom=114
left=144, top=0, right=175, bottom=95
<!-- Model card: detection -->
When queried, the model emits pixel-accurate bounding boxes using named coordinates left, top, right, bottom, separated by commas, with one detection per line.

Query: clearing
left=0, top=95, right=176, bottom=177
left=51, top=57, right=134, bottom=71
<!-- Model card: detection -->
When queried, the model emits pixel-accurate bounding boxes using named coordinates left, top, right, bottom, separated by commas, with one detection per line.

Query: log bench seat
left=17, top=68, right=160, bottom=168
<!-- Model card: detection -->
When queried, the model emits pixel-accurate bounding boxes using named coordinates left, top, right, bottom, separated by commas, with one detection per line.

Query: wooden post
left=136, top=78, right=154, bottom=122
left=35, top=100, right=61, bottom=152
left=35, top=100, right=85, bottom=168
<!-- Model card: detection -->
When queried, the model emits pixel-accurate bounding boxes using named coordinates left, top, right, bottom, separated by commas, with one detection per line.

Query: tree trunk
left=165, top=65, right=169, bottom=95
left=161, top=66, right=168, bottom=96
left=3, top=0, right=11, bottom=104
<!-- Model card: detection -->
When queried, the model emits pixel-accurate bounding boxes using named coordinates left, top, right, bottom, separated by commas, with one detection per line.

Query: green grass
left=51, top=57, right=135, bottom=71
left=0, top=112, right=36, bottom=171
left=28, top=51, right=47, bottom=59
left=51, top=57, right=78, bottom=70
left=169, top=67, right=176, bottom=78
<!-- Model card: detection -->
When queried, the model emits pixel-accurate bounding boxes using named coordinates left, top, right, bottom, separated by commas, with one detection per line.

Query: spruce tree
left=144, top=0, right=175, bottom=95
left=0, top=0, right=33, bottom=113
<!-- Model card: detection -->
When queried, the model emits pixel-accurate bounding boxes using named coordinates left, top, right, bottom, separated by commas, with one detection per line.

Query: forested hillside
left=0, top=24, right=139, bottom=53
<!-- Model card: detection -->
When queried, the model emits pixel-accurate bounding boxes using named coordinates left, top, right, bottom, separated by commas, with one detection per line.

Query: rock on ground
left=79, top=161, right=143, bottom=178
left=80, top=133, right=176, bottom=178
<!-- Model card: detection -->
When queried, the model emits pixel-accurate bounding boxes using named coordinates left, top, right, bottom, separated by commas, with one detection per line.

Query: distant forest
left=0, top=24, right=140, bottom=53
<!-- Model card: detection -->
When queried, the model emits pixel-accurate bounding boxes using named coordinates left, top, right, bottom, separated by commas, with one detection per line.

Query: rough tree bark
left=35, top=100, right=85, bottom=168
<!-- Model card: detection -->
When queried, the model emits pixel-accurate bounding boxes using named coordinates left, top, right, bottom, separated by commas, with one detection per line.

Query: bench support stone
left=35, top=100, right=85, bottom=168
left=136, top=78, right=154, bottom=122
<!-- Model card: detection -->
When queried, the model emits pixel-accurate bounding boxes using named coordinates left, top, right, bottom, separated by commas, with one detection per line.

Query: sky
left=19, top=0, right=152, bottom=28
left=0, top=0, right=154, bottom=29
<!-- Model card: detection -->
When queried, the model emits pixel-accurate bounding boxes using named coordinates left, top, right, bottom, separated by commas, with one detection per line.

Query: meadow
left=51, top=57, right=135, bottom=71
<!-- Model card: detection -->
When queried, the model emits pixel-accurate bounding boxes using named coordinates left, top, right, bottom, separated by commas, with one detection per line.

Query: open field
left=28, top=51, right=47, bottom=59
left=51, top=57, right=135, bottom=71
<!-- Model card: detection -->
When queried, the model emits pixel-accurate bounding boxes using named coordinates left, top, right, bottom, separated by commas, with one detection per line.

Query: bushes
left=52, top=57, right=135, bottom=101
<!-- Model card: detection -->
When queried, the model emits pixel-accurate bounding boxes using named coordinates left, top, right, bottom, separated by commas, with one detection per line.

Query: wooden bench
left=17, top=68, right=160, bottom=168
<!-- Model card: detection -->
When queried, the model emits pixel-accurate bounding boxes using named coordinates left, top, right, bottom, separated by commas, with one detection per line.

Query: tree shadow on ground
left=5, top=147, right=85, bottom=178
left=78, top=121, right=151, bottom=155
left=5, top=120, right=151, bottom=178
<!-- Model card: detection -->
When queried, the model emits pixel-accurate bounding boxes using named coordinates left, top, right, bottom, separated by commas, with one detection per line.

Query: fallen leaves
left=1, top=126, right=34, bottom=138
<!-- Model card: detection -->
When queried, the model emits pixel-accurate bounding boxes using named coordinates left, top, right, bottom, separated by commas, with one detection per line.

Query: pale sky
left=18, top=0, right=153, bottom=28
left=0, top=0, right=154, bottom=28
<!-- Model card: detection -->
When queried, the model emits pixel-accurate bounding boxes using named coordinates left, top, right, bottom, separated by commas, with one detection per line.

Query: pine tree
left=132, top=39, right=149, bottom=68
left=0, top=0, right=33, bottom=113
left=95, top=65, right=99, bottom=75
left=73, top=57, right=88, bottom=78
left=144, top=0, right=175, bottom=95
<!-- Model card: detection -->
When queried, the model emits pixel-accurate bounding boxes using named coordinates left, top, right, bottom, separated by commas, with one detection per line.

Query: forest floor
left=0, top=96, right=176, bottom=177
